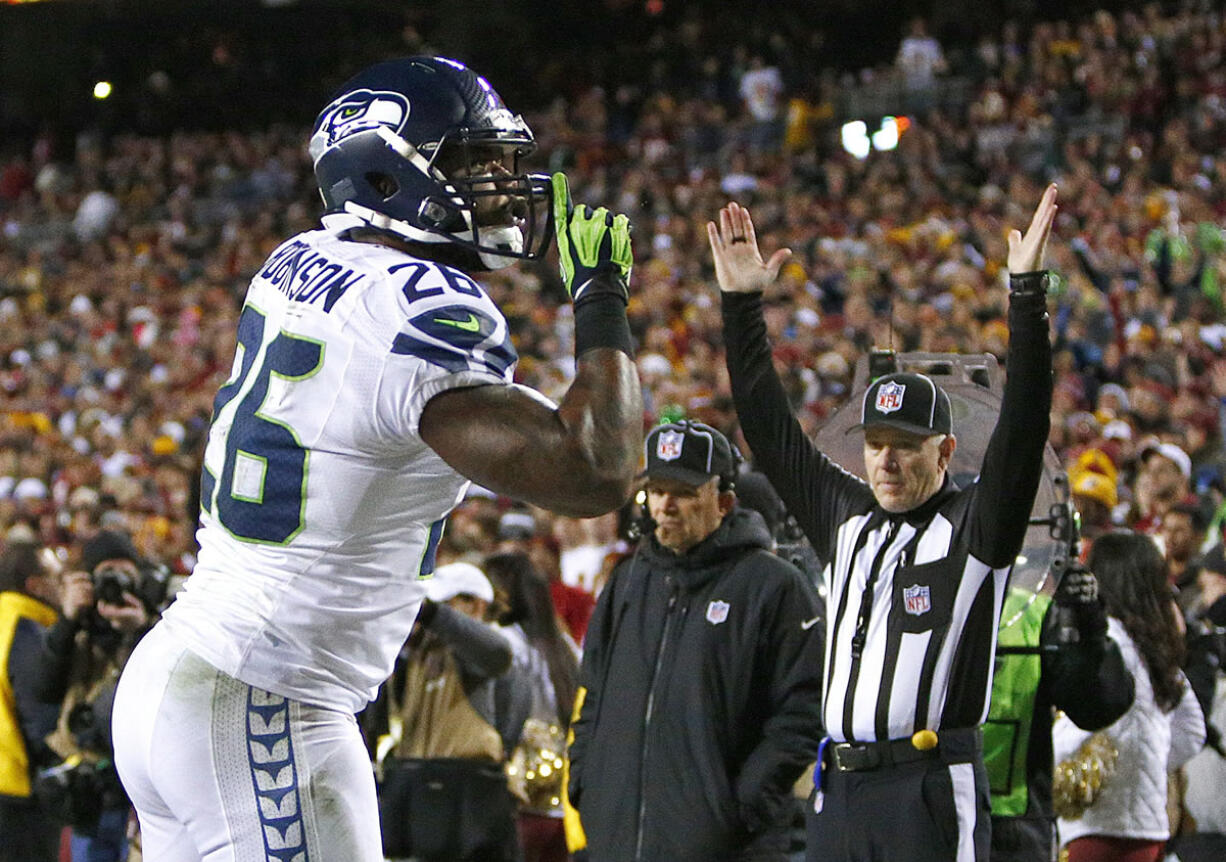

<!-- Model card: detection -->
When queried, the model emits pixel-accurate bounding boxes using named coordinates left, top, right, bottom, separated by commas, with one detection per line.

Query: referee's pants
left=806, top=728, right=990, bottom=862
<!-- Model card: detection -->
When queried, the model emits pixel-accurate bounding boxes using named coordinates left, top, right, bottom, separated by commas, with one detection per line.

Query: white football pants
left=112, top=623, right=383, bottom=862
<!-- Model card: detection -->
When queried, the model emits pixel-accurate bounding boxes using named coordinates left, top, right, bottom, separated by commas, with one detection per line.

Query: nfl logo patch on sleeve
left=706, top=600, right=730, bottom=624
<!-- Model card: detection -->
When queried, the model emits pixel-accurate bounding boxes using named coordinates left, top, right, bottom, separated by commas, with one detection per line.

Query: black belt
left=823, top=727, right=981, bottom=773
left=825, top=738, right=938, bottom=772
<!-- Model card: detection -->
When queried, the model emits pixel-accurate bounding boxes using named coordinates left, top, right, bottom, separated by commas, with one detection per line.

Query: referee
left=707, top=186, right=1057, bottom=862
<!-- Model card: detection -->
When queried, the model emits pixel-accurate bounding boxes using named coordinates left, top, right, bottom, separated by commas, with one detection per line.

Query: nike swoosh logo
left=435, top=313, right=481, bottom=332
left=801, top=616, right=822, bottom=631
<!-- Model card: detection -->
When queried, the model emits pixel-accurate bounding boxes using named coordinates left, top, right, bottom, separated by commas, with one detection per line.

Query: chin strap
left=331, top=203, right=524, bottom=272
left=339, top=201, right=432, bottom=243
left=476, top=226, right=525, bottom=270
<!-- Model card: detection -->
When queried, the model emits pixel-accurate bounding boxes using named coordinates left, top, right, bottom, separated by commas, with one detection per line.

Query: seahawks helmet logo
left=315, top=89, right=410, bottom=147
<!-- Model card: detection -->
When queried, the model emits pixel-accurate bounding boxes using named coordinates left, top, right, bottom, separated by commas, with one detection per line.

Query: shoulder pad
left=391, top=301, right=516, bottom=378
left=385, top=258, right=516, bottom=377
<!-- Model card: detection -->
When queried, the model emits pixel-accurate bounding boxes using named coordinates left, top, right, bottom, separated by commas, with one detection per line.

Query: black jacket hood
left=643, top=506, right=773, bottom=590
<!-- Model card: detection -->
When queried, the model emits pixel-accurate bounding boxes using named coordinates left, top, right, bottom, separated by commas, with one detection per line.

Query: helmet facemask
left=419, top=130, right=553, bottom=269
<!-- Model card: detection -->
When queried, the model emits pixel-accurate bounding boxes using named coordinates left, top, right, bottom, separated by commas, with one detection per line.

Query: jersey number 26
left=200, top=305, right=324, bottom=544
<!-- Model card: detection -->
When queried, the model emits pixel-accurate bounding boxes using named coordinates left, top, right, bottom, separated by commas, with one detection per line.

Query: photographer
left=34, top=530, right=161, bottom=862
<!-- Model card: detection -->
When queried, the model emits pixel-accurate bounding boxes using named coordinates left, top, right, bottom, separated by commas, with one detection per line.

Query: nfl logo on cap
left=657, top=429, right=685, bottom=461
left=642, top=420, right=738, bottom=487
left=876, top=381, right=906, bottom=413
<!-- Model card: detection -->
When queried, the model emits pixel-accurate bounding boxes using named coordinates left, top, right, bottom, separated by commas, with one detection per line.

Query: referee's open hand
left=707, top=201, right=792, bottom=294
left=1007, top=183, right=1058, bottom=274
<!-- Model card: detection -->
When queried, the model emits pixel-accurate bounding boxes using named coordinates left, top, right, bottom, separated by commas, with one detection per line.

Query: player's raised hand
left=707, top=201, right=792, bottom=294
left=1007, top=184, right=1058, bottom=274
left=552, top=172, right=632, bottom=303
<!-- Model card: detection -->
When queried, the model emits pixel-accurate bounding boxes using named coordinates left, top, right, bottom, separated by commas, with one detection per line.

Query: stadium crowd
left=2, top=0, right=1226, bottom=858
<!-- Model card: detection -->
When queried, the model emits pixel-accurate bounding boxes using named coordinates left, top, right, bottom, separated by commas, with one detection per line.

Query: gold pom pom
left=1053, top=732, right=1118, bottom=820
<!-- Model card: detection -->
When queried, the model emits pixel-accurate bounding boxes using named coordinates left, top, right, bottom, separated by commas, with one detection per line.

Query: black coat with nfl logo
left=569, top=506, right=823, bottom=862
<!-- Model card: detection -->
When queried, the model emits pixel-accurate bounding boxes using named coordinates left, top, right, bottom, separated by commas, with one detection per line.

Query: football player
left=110, top=56, right=642, bottom=861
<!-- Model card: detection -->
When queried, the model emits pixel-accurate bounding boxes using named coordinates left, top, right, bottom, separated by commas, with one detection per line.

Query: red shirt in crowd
left=550, top=580, right=595, bottom=644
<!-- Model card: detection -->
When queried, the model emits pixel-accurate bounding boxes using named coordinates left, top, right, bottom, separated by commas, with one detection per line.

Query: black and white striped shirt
left=722, top=285, right=1052, bottom=743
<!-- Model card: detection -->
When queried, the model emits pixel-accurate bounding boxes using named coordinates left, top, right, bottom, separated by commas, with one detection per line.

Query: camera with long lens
left=90, top=560, right=168, bottom=614
left=35, top=753, right=124, bottom=830
left=91, top=561, right=137, bottom=606
left=66, top=700, right=109, bottom=753
left=83, top=560, right=169, bottom=645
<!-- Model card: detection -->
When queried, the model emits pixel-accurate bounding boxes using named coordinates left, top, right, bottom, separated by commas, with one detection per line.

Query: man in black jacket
left=708, top=186, right=1057, bottom=862
left=568, top=420, right=823, bottom=862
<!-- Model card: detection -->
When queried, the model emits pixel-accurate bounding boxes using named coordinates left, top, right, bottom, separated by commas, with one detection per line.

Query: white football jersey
left=161, top=221, right=518, bottom=713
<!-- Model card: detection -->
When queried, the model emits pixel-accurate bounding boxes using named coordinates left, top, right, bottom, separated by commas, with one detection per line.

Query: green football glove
left=552, top=172, right=632, bottom=304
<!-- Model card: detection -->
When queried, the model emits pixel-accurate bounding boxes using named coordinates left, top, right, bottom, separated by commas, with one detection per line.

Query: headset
left=626, top=420, right=744, bottom=541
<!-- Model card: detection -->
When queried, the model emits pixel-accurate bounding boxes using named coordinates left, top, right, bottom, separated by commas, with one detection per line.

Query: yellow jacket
left=0, top=591, right=58, bottom=797
left=562, top=687, right=586, bottom=852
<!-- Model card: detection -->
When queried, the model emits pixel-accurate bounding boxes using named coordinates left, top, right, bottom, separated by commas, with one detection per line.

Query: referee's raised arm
left=710, top=203, right=875, bottom=565
left=970, top=184, right=1057, bottom=567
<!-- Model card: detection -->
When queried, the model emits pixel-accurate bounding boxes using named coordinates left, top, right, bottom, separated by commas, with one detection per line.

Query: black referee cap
left=642, top=421, right=737, bottom=487
left=852, top=372, right=952, bottom=437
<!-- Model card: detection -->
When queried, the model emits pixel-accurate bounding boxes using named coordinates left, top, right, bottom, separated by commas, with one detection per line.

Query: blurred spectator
left=1187, top=545, right=1226, bottom=634
left=553, top=514, right=618, bottom=595
left=72, top=184, right=119, bottom=244
left=1182, top=543, right=1226, bottom=749
left=738, top=55, right=784, bottom=152
left=0, top=154, right=33, bottom=203
left=1070, top=469, right=1120, bottom=551
left=485, top=551, right=579, bottom=862
left=441, top=492, right=504, bottom=561
left=732, top=469, right=788, bottom=543
left=515, top=528, right=595, bottom=646
left=0, top=539, right=63, bottom=862
left=1161, top=502, right=1210, bottom=613
left=895, top=17, right=946, bottom=111
left=497, top=508, right=539, bottom=553
left=1178, top=543, right=1226, bottom=862
left=1054, top=533, right=1205, bottom=862
left=374, top=562, right=522, bottom=862
left=1133, top=441, right=1194, bottom=534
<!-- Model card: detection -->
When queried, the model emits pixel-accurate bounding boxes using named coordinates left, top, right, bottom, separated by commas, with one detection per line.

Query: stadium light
left=872, top=116, right=900, bottom=152
left=93, top=81, right=113, bottom=100
left=841, top=116, right=912, bottom=159
left=840, top=121, right=871, bottom=160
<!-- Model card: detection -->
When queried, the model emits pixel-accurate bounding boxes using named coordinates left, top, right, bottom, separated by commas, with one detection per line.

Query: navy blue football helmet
left=309, top=56, right=552, bottom=269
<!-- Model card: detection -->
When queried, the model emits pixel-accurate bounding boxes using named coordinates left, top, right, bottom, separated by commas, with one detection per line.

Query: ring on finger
left=730, top=236, right=748, bottom=244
